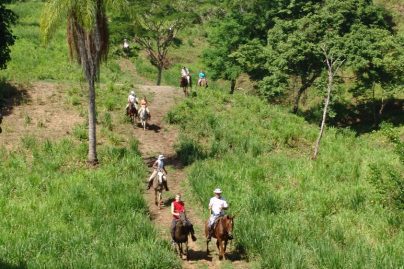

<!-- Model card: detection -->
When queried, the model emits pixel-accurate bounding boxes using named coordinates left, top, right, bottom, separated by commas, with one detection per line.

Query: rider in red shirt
left=171, top=194, right=197, bottom=243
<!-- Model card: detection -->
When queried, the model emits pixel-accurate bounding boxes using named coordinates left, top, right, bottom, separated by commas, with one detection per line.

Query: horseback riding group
left=146, top=153, right=234, bottom=260
left=125, top=90, right=151, bottom=130
left=180, top=66, right=208, bottom=97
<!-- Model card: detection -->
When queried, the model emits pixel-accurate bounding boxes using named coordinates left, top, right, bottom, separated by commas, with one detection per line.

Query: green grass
left=0, top=138, right=180, bottom=268
left=168, top=89, right=404, bottom=268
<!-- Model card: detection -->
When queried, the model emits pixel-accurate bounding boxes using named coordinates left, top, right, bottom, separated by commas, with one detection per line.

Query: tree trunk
left=88, top=77, right=98, bottom=164
left=229, top=79, right=236, bottom=94
left=313, top=71, right=333, bottom=159
left=156, top=66, right=162, bottom=86
left=293, top=84, right=309, bottom=114
left=379, top=88, right=386, bottom=116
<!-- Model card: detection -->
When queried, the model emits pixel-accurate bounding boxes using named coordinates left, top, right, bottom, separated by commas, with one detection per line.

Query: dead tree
left=313, top=46, right=344, bottom=160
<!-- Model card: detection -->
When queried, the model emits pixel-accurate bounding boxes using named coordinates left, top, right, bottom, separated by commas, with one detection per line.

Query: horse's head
left=223, top=215, right=234, bottom=239
left=179, top=212, right=187, bottom=224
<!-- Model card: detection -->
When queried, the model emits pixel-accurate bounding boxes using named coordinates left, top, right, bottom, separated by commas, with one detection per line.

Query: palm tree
left=41, top=0, right=109, bottom=164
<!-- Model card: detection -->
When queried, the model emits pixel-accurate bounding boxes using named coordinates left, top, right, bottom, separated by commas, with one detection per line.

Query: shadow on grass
left=301, top=98, right=403, bottom=135
left=0, top=79, right=30, bottom=117
left=0, top=260, right=27, bottom=269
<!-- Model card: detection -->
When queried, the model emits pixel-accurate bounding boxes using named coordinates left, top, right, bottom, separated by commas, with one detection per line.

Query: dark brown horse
left=126, top=102, right=137, bottom=123
left=180, top=76, right=192, bottom=97
left=205, top=215, right=234, bottom=260
left=173, top=212, right=196, bottom=260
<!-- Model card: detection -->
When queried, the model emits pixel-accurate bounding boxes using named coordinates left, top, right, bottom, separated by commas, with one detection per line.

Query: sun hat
left=213, top=188, right=222, bottom=194
left=158, top=154, right=165, bottom=160
left=130, top=90, right=135, bottom=95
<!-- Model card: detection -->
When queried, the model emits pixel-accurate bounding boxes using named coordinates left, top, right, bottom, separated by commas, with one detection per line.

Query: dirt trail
left=134, top=85, right=249, bottom=269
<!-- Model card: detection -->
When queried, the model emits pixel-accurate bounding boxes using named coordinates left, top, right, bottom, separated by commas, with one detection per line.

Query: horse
left=173, top=212, right=196, bottom=260
left=152, top=172, right=165, bottom=209
left=126, top=102, right=137, bottom=123
left=138, top=105, right=150, bottom=130
left=180, top=75, right=192, bottom=97
left=198, top=78, right=208, bottom=88
left=205, top=215, right=234, bottom=260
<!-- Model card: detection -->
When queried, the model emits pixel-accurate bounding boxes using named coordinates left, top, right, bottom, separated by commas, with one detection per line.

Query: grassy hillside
left=0, top=2, right=180, bottom=268
left=0, top=138, right=180, bottom=268
left=168, top=89, right=403, bottom=268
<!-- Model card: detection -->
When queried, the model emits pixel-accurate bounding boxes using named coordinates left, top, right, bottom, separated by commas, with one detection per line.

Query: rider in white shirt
left=207, top=188, right=230, bottom=241
left=147, top=154, right=168, bottom=191
left=127, top=90, right=138, bottom=110
left=181, top=66, right=190, bottom=84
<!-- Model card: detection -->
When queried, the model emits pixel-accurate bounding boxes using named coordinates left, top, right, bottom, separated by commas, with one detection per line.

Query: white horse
left=153, top=172, right=166, bottom=209
left=138, top=106, right=150, bottom=130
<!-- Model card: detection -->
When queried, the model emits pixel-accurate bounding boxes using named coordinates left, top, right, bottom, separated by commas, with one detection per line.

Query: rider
left=171, top=193, right=197, bottom=243
left=147, top=154, right=168, bottom=191
left=139, top=96, right=151, bottom=119
left=198, top=70, right=208, bottom=87
left=181, top=66, right=190, bottom=84
left=126, top=90, right=138, bottom=110
left=207, top=188, right=231, bottom=241
left=123, top=38, right=130, bottom=55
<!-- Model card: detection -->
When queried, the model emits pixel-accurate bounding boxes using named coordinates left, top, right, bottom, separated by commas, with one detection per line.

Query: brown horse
left=152, top=172, right=165, bottom=209
left=173, top=212, right=196, bottom=260
left=205, top=215, right=234, bottom=260
left=180, top=76, right=192, bottom=97
left=126, top=102, right=137, bottom=124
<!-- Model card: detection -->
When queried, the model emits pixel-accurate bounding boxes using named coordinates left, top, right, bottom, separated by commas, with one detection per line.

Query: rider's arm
left=163, top=166, right=168, bottom=175
left=152, top=161, right=158, bottom=169
left=222, top=200, right=229, bottom=210
left=171, top=203, right=179, bottom=217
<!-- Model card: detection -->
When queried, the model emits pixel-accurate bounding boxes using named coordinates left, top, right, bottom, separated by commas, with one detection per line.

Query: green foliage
left=169, top=89, right=404, bottom=268
left=0, top=2, right=17, bottom=70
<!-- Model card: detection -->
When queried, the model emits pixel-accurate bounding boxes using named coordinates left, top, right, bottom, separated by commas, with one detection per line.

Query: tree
left=313, top=46, right=344, bottom=159
left=131, top=0, right=193, bottom=85
left=343, top=26, right=404, bottom=121
left=0, top=3, right=17, bottom=70
left=41, top=0, right=110, bottom=164
left=233, top=0, right=398, bottom=113
left=203, top=0, right=277, bottom=94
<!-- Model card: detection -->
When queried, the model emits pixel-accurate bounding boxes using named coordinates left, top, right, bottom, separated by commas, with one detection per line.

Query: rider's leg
left=147, top=170, right=157, bottom=190
left=207, top=215, right=216, bottom=241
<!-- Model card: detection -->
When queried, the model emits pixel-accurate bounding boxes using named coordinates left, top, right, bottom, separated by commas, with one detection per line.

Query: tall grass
left=168, top=89, right=404, bottom=268
left=0, top=138, right=180, bottom=268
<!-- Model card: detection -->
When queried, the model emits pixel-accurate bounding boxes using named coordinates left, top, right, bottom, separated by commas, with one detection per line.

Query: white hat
left=213, top=188, right=222, bottom=194
left=130, top=91, right=135, bottom=95
left=158, top=154, right=165, bottom=160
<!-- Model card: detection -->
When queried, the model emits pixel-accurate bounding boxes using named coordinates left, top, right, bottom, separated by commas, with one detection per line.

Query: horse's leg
left=205, top=222, right=210, bottom=255
left=179, top=243, right=183, bottom=258
left=218, top=239, right=224, bottom=260
left=223, top=239, right=228, bottom=260
left=158, top=190, right=162, bottom=210
left=185, top=241, right=189, bottom=261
